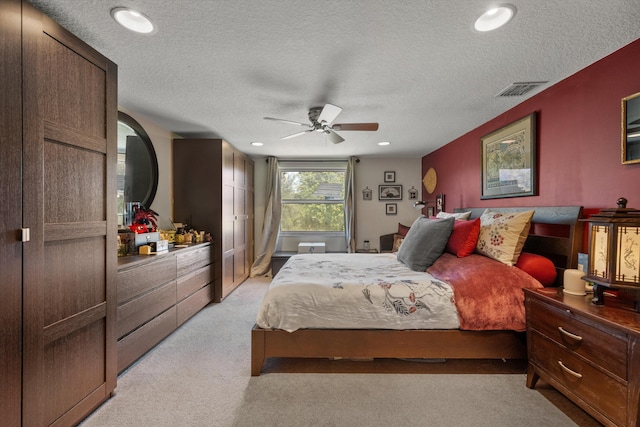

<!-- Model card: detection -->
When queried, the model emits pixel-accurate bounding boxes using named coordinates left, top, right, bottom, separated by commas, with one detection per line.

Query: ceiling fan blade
left=326, top=129, right=345, bottom=144
left=331, top=123, right=379, bottom=131
left=281, top=130, right=313, bottom=140
left=264, top=117, right=312, bottom=127
left=317, top=103, right=342, bottom=125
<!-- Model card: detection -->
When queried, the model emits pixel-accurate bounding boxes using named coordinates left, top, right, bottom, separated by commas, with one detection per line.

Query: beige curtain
left=344, top=157, right=356, bottom=252
left=250, top=157, right=281, bottom=277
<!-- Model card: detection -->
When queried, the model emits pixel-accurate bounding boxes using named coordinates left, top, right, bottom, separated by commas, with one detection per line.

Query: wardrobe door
left=222, top=143, right=236, bottom=297
left=233, top=152, right=248, bottom=283
left=0, top=0, right=23, bottom=424
left=21, top=3, right=117, bottom=426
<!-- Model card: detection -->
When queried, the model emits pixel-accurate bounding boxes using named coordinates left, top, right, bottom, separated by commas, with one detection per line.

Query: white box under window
left=298, top=242, right=326, bottom=253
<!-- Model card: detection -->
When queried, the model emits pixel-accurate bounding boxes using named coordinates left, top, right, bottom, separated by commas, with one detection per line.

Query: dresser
left=117, top=243, right=213, bottom=373
left=525, top=288, right=640, bottom=427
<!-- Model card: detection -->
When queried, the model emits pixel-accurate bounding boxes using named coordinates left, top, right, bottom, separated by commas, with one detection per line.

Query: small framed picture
left=408, top=186, right=418, bottom=200
left=384, top=171, right=396, bottom=183
left=427, top=206, right=435, bottom=217
left=386, top=203, right=397, bottom=215
left=362, top=186, right=372, bottom=200
left=435, top=193, right=445, bottom=213
left=378, top=185, right=402, bottom=200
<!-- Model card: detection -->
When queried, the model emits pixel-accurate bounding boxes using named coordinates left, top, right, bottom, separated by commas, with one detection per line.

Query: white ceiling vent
left=496, top=81, right=547, bottom=97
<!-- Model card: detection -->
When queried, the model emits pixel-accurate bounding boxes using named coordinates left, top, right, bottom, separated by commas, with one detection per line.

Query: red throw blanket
left=427, top=253, right=543, bottom=331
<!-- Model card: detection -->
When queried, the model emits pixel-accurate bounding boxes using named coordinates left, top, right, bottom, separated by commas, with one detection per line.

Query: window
left=279, top=162, right=347, bottom=233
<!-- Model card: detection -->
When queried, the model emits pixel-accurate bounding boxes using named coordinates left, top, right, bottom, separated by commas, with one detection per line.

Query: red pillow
left=445, top=218, right=481, bottom=258
left=398, top=223, right=411, bottom=237
left=515, top=252, right=557, bottom=286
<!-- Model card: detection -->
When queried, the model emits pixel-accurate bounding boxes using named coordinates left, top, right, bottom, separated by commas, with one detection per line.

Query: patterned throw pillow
left=436, top=211, right=472, bottom=220
left=476, top=209, right=534, bottom=266
left=392, top=234, right=405, bottom=252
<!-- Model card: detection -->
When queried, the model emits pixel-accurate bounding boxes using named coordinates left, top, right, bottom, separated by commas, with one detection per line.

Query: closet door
left=21, top=3, right=117, bottom=426
left=0, top=0, right=23, bottom=424
left=222, top=143, right=236, bottom=296
left=233, top=152, right=248, bottom=283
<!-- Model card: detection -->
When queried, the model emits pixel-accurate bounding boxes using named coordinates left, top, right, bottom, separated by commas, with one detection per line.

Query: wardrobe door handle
left=558, top=361, right=582, bottom=379
left=558, top=326, right=583, bottom=341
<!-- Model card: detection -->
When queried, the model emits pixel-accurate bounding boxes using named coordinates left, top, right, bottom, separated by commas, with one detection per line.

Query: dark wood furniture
left=117, top=243, right=213, bottom=373
left=379, top=233, right=395, bottom=252
left=525, top=288, right=640, bottom=427
left=173, top=139, right=254, bottom=302
left=1, top=1, right=118, bottom=424
left=251, top=206, right=584, bottom=376
left=271, top=251, right=297, bottom=276
left=271, top=251, right=352, bottom=276
left=1, top=1, right=24, bottom=424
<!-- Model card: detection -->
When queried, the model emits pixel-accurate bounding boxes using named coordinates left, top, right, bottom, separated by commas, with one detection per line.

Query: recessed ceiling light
left=111, top=7, right=156, bottom=34
left=378, top=141, right=390, bottom=146
left=250, top=142, right=263, bottom=146
left=474, top=5, right=516, bottom=32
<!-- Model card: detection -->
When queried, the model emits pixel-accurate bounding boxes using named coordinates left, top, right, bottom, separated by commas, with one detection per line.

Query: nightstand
left=524, top=288, right=640, bottom=427
left=355, top=249, right=379, bottom=254
left=270, top=251, right=296, bottom=276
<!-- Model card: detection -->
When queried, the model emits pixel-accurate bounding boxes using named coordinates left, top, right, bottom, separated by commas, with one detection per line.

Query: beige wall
left=252, top=157, right=422, bottom=253
left=353, top=158, right=423, bottom=251
left=119, top=107, right=175, bottom=230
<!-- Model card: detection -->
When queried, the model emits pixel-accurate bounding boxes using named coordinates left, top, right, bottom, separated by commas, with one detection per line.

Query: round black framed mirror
left=117, top=111, right=159, bottom=227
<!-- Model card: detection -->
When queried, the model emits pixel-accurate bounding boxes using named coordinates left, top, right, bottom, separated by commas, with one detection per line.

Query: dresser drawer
left=177, top=245, right=211, bottom=277
left=528, top=297, right=627, bottom=380
left=530, top=332, right=627, bottom=426
left=118, top=256, right=177, bottom=305
left=117, top=279, right=177, bottom=339
left=177, top=264, right=212, bottom=302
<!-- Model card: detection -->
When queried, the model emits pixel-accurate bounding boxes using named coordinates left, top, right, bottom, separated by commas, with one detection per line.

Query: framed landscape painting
left=481, top=113, right=537, bottom=199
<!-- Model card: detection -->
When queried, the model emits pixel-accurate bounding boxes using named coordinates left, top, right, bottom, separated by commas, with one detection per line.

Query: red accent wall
left=422, top=37, right=640, bottom=213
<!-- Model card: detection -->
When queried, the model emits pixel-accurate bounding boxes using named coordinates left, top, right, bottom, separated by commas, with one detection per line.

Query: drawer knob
left=558, top=326, right=583, bottom=342
left=558, top=360, right=583, bottom=379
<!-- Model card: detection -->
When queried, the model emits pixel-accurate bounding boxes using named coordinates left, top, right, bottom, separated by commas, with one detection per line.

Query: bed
left=251, top=206, right=584, bottom=376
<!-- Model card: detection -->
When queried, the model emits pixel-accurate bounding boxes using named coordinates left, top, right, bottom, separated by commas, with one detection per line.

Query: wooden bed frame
left=251, top=206, right=584, bottom=376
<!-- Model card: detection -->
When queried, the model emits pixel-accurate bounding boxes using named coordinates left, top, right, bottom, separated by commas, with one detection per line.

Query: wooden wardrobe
left=0, top=1, right=118, bottom=425
left=173, top=139, right=254, bottom=301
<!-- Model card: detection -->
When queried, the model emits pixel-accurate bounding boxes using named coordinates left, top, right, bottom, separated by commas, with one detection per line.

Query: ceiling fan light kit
left=264, top=103, right=379, bottom=144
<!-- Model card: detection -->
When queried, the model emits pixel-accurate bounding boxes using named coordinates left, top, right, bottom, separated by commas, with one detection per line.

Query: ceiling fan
left=264, top=103, right=379, bottom=144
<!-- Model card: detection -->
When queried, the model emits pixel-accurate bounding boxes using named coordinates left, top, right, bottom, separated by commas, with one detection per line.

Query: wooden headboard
left=456, top=206, right=584, bottom=284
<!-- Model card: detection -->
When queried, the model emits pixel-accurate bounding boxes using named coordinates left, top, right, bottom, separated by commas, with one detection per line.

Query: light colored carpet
left=80, top=278, right=583, bottom=427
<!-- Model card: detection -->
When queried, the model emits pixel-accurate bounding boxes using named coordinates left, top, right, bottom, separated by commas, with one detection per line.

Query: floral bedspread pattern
left=256, top=253, right=460, bottom=332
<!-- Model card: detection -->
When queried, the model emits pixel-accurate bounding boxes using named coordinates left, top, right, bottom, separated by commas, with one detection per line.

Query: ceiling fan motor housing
left=308, top=106, right=324, bottom=124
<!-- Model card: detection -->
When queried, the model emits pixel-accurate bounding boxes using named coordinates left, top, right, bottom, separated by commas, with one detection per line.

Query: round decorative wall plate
left=423, top=167, right=437, bottom=194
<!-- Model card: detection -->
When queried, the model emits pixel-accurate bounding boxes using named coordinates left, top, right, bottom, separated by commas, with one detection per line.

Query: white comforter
left=256, top=253, right=460, bottom=332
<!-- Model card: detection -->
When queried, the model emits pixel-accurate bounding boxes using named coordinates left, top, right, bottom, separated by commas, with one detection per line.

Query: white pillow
left=475, top=209, right=534, bottom=266
left=436, top=211, right=472, bottom=220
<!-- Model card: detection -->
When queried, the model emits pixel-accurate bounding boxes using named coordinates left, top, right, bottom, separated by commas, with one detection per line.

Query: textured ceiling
left=30, top=0, right=640, bottom=159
